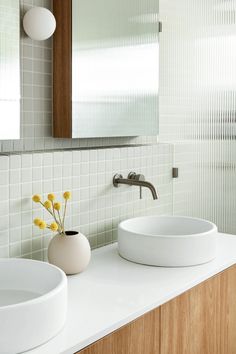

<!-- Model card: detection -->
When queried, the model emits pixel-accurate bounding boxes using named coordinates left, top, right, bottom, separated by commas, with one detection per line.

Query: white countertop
left=28, top=233, right=236, bottom=354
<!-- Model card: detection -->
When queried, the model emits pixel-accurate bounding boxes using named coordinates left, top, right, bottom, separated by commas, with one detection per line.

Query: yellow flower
left=44, top=200, right=51, bottom=209
left=32, top=194, right=41, bottom=203
left=38, top=220, right=47, bottom=230
left=54, top=202, right=61, bottom=211
left=33, top=218, right=41, bottom=226
left=63, top=191, right=71, bottom=200
left=48, top=193, right=55, bottom=201
left=50, top=222, right=58, bottom=232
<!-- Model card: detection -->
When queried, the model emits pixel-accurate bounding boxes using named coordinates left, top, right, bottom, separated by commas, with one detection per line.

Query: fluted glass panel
left=160, top=0, right=236, bottom=234
left=72, top=0, right=159, bottom=138
left=0, top=0, right=20, bottom=139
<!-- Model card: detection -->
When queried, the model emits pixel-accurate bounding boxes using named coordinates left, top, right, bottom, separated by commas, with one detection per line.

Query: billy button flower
left=32, top=194, right=41, bottom=203
left=44, top=200, right=51, bottom=209
left=33, top=218, right=42, bottom=226
left=48, top=193, right=56, bottom=202
left=38, top=220, right=47, bottom=230
left=63, top=191, right=71, bottom=200
left=50, top=222, right=58, bottom=232
left=54, top=202, right=61, bottom=211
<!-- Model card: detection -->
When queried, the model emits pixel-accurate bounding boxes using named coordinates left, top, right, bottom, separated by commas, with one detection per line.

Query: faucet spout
left=113, top=174, right=159, bottom=200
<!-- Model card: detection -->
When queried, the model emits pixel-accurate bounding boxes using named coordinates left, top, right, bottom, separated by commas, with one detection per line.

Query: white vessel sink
left=118, top=216, right=218, bottom=267
left=0, top=258, right=67, bottom=354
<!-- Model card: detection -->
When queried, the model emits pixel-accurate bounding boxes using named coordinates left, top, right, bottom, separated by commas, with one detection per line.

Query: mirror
left=0, top=0, right=20, bottom=140
left=53, top=0, right=159, bottom=138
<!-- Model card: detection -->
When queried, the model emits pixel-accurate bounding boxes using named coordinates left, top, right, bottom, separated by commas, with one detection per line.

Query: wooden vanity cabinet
left=77, top=265, right=236, bottom=354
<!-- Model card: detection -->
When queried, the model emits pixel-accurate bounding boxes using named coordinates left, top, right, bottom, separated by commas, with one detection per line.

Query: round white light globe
left=23, top=7, right=56, bottom=41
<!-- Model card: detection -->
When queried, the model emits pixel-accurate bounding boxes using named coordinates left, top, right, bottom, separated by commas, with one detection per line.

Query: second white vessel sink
left=118, top=216, right=218, bottom=267
left=0, top=258, right=67, bottom=354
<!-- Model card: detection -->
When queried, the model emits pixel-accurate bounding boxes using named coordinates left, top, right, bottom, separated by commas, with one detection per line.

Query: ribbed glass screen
left=160, top=0, right=236, bottom=234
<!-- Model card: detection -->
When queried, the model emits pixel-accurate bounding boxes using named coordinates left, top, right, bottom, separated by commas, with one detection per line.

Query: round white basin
left=0, top=258, right=67, bottom=354
left=118, top=216, right=218, bottom=267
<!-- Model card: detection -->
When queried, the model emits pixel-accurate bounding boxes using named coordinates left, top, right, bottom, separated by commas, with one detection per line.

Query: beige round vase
left=48, top=231, right=91, bottom=275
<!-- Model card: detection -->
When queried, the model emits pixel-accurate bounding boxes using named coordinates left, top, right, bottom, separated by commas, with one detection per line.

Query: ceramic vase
left=48, top=231, right=91, bottom=275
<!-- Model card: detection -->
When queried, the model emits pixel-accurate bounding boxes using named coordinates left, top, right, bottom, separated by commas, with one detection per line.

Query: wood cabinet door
left=76, top=307, right=160, bottom=354
left=160, top=265, right=236, bottom=354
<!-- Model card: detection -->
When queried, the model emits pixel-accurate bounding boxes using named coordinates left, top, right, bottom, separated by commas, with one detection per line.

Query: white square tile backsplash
left=0, top=144, right=173, bottom=260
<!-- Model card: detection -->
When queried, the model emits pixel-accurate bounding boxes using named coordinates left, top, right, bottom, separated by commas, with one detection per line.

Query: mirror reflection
left=0, top=0, right=20, bottom=140
left=72, top=0, right=159, bottom=138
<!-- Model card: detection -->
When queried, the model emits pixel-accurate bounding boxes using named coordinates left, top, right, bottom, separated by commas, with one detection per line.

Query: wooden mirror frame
left=53, top=0, right=72, bottom=138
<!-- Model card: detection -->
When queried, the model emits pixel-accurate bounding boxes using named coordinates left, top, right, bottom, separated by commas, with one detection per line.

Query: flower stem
left=62, top=199, right=67, bottom=234
left=57, top=210, right=64, bottom=234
